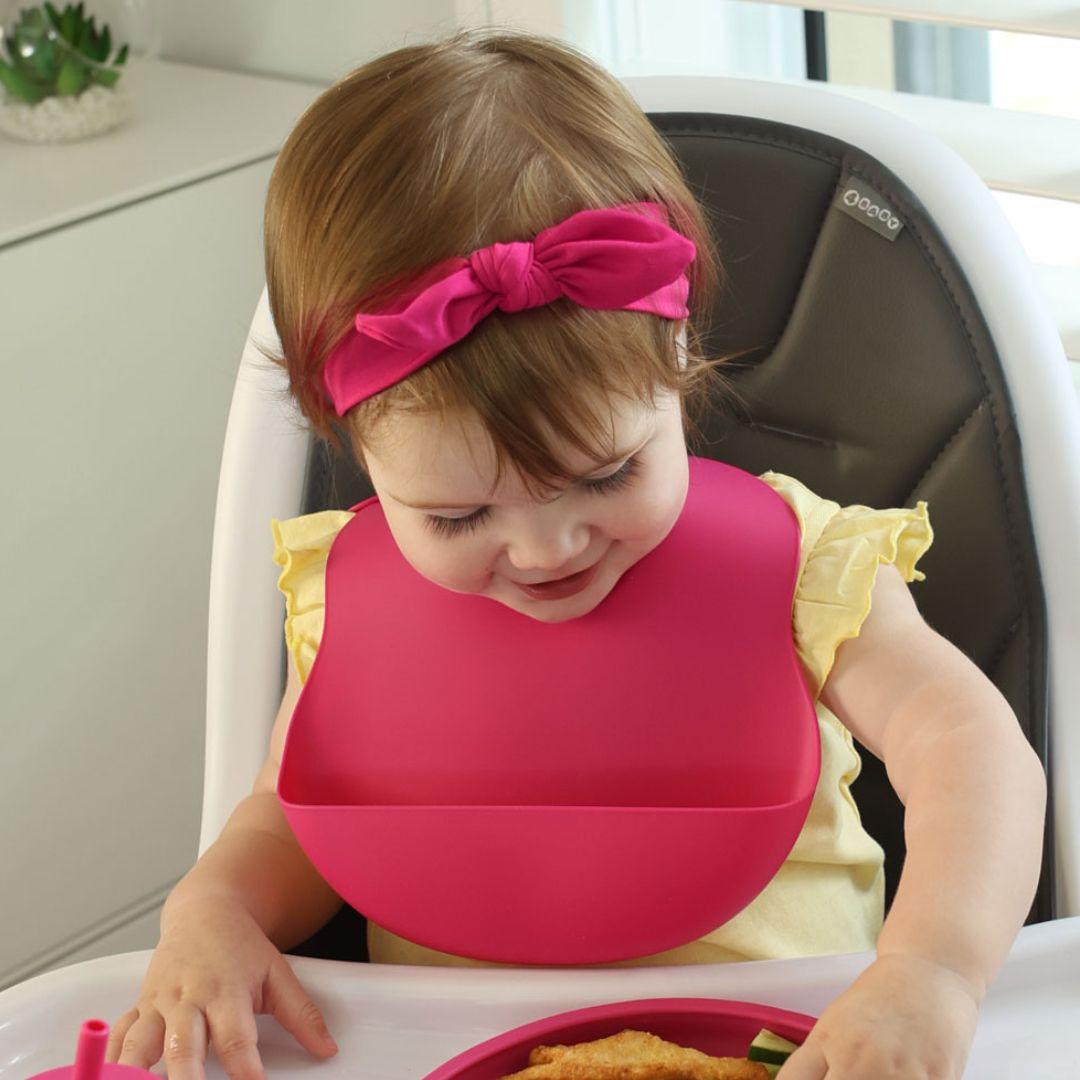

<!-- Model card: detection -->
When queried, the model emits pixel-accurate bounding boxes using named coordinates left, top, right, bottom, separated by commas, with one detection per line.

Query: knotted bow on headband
left=321, top=200, right=696, bottom=416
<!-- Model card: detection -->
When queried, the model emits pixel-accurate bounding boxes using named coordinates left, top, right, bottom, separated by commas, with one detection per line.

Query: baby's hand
left=105, top=894, right=338, bottom=1080
left=776, top=953, right=980, bottom=1079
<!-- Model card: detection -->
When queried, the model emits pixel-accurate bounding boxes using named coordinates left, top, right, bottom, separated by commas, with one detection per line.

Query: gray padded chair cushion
left=289, top=112, right=1054, bottom=962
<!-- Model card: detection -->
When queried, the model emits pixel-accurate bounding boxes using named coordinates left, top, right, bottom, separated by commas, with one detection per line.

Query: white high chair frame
left=200, top=75, right=1080, bottom=922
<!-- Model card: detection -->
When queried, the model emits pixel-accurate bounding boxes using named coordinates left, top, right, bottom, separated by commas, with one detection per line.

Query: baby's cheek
left=382, top=522, right=458, bottom=587
left=407, top=546, right=481, bottom=593
left=423, top=536, right=509, bottom=595
left=617, top=483, right=686, bottom=543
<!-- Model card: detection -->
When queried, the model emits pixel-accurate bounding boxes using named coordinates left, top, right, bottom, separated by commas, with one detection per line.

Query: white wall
left=157, top=0, right=565, bottom=83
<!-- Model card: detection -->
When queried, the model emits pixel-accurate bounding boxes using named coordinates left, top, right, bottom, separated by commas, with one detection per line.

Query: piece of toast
left=498, top=1028, right=770, bottom=1080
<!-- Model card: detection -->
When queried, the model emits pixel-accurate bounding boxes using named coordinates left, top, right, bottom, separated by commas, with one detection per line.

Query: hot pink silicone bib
left=277, top=455, right=821, bottom=964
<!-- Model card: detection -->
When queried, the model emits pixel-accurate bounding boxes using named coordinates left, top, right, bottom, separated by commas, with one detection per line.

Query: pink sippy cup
left=27, top=1019, right=159, bottom=1079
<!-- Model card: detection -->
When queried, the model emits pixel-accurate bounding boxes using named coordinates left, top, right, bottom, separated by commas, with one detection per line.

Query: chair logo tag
left=833, top=174, right=904, bottom=242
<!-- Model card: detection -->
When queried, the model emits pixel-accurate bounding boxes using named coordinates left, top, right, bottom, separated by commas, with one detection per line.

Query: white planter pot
left=0, top=80, right=132, bottom=142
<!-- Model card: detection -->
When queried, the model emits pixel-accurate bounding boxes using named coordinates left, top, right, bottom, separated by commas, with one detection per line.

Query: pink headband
left=321, top=200, right=696, bottom=416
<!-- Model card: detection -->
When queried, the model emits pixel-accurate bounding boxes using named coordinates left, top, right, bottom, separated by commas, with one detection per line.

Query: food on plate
left=497, top=1028, right=771, bottom=1079
left=746, top=1029, right=800, bottom=1077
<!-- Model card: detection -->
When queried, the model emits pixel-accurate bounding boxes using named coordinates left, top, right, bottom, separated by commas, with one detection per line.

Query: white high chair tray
left=2, top=917, right=1077, bottom=1078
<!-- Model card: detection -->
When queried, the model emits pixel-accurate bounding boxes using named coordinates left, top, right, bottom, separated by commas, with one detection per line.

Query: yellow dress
left=270, top=470, right=933, bottom=967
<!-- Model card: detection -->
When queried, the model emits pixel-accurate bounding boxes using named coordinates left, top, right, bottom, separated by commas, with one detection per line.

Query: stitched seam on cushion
left=986, top=611, right=1024, bottom=678
left=904, top=399, right=985, bottom=498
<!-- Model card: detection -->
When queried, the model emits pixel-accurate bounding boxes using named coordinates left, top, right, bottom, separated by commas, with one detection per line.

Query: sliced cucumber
left=747, top=1028, right=800, bottom=1076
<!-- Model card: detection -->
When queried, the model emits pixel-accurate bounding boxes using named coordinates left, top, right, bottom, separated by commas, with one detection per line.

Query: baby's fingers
left=160, top=1001, right=210, bottom=1080
left=205, top=996, right=266, bottom=1080
left=775, top=1038, right=828, bottom=1080
left=263, top=954, right=339, bottom=1059
left=109, top=1007, right=164, bottom=1070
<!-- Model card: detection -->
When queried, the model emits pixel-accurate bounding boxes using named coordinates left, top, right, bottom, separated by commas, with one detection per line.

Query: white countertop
left=0, top=57, right=325, bottom=250
left=2, top=917, right=1078, bottom=1078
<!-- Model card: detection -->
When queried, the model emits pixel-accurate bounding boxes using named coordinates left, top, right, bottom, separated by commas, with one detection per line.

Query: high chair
left=202, top=74, right=1080, bottom=963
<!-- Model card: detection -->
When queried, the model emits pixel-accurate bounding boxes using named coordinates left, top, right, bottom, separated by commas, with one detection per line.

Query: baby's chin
left=430, top=541, right=653, bottom=622
left=426, top=580, right=608, bottom=623
left=493, top=560, right=629, bottom=624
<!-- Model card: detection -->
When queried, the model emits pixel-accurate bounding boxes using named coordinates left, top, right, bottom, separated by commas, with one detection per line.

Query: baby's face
left=361, top=385, right=690, bottom=624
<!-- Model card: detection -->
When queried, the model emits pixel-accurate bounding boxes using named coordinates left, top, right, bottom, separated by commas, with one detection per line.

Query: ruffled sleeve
left=758, top=471, right=934, bottom=702
left=269, top=510, right=354, bottom=685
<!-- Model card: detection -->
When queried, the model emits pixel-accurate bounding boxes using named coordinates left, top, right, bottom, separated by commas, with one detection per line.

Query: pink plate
left=422, top=996, right=816, bottom=1079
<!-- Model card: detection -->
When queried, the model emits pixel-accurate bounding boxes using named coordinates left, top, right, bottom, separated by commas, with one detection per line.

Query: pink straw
left=72, top=1019, right=108, bottom=1080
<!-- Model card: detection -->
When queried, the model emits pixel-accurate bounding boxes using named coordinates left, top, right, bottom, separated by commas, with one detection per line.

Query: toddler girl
left=107, top=26, right=1047, bottom=1080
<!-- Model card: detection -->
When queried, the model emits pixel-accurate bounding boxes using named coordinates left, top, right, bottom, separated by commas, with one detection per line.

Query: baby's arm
left=777, top=563, right=1046, bottom=1079
left=107, top=655, right=343, bottom=1080
left=822, top=563, right=1046, bottom=1000
left=163, top=654, right=344, bottom=950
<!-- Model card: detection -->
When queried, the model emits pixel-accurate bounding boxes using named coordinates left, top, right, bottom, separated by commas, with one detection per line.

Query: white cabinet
left=0, top=59, right=323, bottom=988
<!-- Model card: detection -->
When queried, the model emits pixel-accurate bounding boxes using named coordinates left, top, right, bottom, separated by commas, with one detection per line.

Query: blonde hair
left=256, top=25, right=746, bottom=502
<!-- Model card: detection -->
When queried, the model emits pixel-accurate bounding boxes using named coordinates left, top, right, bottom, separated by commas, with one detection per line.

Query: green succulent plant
left=0, top=2, right=129, bottom=104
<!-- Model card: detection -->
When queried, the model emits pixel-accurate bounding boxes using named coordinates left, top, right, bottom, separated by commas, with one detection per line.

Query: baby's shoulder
left=755, top=470, right=932, bottom=576
left=270, top=508, right=355, bottom=564
left=756, top=469, right=835, bottom=510
left=755, top=470, right=842, bottom=554
left=754, top=470, right=934, bottom=700
left=270, top=508, right=356, bottom=684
